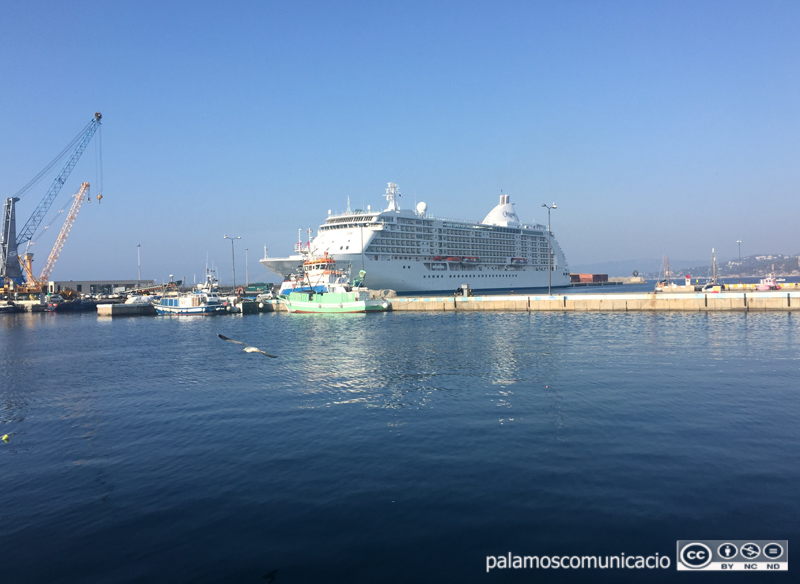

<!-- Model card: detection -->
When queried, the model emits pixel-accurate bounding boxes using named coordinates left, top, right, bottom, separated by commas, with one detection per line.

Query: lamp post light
left=223, top=234, right=241, bottom=290
left=542, top=203, right=557, bottom=295
left=137, top=244, right=141, bottom=281
left=737, top=240, right=742, bottom=285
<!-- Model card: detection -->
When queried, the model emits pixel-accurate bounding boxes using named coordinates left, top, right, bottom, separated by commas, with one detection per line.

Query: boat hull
left=51, top=300, right=98, bottom=312
left=154, top=295, right=227, bottom=315
left=265, top=253, right=571, bottom=295
left=154, top=305, right=226, bottom=315
left=280, top=291, right=390, bottom=314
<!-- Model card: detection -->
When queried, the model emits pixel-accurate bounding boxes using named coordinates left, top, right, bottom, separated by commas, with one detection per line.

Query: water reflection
left=269, top=312, right=576, bottom=433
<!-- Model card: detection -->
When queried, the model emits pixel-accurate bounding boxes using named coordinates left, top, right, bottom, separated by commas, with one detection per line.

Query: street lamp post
left=737, top=240, right=742, bottom=285
left=137, top=244, right=141, bottom=281
left=223, top=234, right=241, bottom=290
left=542, top=203, right=557, bottom=295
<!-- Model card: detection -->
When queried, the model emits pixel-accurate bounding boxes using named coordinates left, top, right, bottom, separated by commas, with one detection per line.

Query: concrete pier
left=388, top=290, right=800, bottom=312
left=97, top=303, right=157, bottom=316
left=11, top=300, right=47, bottom=312
left=91, top=291, right=800, bottom=315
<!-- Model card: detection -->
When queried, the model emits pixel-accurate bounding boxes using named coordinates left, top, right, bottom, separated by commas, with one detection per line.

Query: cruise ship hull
left=297, top=254, right=570, bottom=295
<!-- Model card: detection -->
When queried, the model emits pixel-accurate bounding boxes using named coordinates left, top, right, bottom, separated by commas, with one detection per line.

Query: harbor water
left=1, top=310, right=798, bottom=583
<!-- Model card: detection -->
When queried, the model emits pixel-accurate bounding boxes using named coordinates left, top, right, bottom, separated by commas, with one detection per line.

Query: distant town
left=643, top=253, right=800, bottom=280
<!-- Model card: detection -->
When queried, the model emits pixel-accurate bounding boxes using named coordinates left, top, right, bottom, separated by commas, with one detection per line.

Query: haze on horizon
left=1, top=1, right=798, bottom=285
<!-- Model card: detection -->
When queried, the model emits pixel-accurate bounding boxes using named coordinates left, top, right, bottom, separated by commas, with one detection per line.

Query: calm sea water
left=1, top=310, right=798, bottom=583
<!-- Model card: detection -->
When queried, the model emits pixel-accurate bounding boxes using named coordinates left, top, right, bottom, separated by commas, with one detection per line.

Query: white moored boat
left=154, top=271, right=227, bottom=315
left=261, top=183, right=571, bottom=295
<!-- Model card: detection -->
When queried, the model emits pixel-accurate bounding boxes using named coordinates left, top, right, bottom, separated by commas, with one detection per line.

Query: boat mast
left=712, top=248, right=717, bottom=285
left=667, top=257, right=671, bottom=285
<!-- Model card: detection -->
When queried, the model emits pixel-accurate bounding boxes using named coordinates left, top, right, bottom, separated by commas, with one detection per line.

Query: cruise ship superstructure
left=260, top=183, right=570, bottom=294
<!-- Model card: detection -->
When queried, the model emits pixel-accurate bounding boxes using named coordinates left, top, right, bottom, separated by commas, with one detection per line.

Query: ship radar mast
left=383, top=182, right=401, bottom=211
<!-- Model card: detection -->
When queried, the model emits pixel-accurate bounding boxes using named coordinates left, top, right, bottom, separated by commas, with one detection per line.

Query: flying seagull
left=217, top=333, right=277, bottom=358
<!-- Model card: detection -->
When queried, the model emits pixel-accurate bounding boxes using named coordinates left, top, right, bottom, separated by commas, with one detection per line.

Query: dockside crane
left=1, top=113, right=102, bottom=291
left=17, top=183, right=91, bottom=291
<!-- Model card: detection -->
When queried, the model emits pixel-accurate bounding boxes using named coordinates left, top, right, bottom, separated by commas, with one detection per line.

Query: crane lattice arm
left=38, top=183, right=90, bottom=284
left=15, top=113, right=102, bottom=246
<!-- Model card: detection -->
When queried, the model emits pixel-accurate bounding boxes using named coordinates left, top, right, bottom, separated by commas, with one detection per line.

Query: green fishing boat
left=278, top=253, right=391, bottom=313
left=281, top=289, right=390, bottom=313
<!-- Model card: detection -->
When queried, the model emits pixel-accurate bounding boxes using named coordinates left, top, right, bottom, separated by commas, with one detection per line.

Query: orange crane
left=16, top=183, right=92, bottom=293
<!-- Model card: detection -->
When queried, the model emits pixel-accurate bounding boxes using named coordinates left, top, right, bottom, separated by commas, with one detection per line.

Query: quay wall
left=97, top=304, right=157, bottom=316
left=388, top=291, right=800, bottom=312
left=91, top=293, right=800, bottom=315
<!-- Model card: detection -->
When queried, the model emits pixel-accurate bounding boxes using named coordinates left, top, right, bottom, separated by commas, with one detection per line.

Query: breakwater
left=388, top=290, right=799, bottom=312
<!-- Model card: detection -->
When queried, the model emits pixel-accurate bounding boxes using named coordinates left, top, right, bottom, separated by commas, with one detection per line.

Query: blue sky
left=1, top=0, right=798, bottom=283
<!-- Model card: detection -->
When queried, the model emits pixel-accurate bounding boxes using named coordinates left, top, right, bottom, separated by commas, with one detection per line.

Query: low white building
left=47, top=279, right=156, bottom=295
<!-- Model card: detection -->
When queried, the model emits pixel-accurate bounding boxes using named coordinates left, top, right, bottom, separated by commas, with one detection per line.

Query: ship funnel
left=483, top=193, right=520, bottom=227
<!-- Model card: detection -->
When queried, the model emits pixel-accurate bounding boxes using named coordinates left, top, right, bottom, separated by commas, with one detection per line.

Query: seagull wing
left=218, top=333, right=247, bottom=346
left=243, top=346, right=278, bottom=358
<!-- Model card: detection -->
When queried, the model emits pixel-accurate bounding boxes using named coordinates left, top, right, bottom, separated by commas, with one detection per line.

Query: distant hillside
left=572, top=254, right=800, bottom=279
left=664, top=254, right=800, bottom=279
left=570, top=259, right=703, bottom=277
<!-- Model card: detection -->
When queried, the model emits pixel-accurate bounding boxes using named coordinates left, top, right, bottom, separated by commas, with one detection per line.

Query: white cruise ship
left=260, top=183, right=571, bottom=295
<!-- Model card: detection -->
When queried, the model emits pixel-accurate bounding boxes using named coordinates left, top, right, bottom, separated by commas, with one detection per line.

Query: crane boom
left=15, top=113, right=102, bottom=246
left=38, top=183, right=90, bottom=284
left=1, top=112, right=101, bottom=287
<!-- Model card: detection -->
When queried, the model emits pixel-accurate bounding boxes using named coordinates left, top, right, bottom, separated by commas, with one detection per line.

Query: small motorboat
left=154, top=271, right=226, bottom=315
left=51, top=299, right=98, bottom=312
left=756, top=275, right=781, bottom=291
left=0, top=302, right=25, bottom=314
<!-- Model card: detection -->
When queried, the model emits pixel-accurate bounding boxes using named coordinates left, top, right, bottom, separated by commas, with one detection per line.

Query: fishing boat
left=276, top=252, right=350, bottom=295
left=278, top=253, right=390, bottom=314
left=154, top=271, right=226, bottom=315
left=280, top=288, right=391, bottom=314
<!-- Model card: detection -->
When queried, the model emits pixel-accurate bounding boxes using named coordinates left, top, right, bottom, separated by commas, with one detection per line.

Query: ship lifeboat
left=462, top=256, right=478, bottom=263
left=445, top=256, right=462, bottom=262
left=510, top=257, right=527, bottom=265
left=432, top=256, right=444, bottom=261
